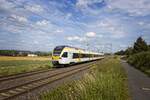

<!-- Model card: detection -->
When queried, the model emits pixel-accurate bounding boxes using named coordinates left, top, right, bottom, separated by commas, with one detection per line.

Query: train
left=51, top=45, right=104, bottom=66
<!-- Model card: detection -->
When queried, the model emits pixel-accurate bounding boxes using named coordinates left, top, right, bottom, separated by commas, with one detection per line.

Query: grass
left=0, top=56, right=52, bottom=76
left=40, top=57, right=129, bottom=100
left=0, top=56, right=51, bottom=61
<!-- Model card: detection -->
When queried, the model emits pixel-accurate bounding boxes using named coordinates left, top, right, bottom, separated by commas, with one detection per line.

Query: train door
left=68, top=52, right=73, bottom=63
left=61, top=52, right=69, bottom=64
left=78, top=51, right=81, bottom=62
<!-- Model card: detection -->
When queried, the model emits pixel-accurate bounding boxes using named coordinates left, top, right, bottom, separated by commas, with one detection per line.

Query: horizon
left=0, top=0, right=150, bottom=52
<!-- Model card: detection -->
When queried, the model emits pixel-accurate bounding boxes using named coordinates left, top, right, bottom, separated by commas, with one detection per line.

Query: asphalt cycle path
left=121, top=60, right=150, bottom=100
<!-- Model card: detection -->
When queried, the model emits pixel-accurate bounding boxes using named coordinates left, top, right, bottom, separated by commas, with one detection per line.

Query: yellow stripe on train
left=52, top=56, right=60, bottom=60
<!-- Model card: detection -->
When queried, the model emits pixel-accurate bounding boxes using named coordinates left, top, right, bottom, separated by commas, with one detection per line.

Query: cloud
left=67, top=32, right=98, bottom=42
left=76, top=0, right=103, bottom=8
left=98, top=21, right=110, bottom=27
left=98, top=34, right=103, bottom=38
left=76, top=0, right=105, bottom=15
left=86, top=32, right=96, bottom=37
left=10, top=14, right=28, bottom=23
left=25, top=4, right=43, bottom=12
left=138, top=22, right=145, bottom=26
left=36, top=20, right=50, bottom=26
left=111, top=31, right=126, bottom=38
left=33, top=40, right=39, bottom=44
left=67, top=36, right=87, bottom=42
left=76, top=0, right=150, bottom=16
left=65, top=13, right=72, bottom=20
left=106, top=0, right=150, bottom=16
left=0, top=0, right=15, bottom=10
left=100, top=19, right=126, bottom=38
left=0, top=0, right=150, bottom=52
left=55, top=29, right=64, bottom=33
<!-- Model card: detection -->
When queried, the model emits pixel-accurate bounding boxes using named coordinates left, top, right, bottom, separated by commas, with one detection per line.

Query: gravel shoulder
left=121, top=60, right=150, bottom=100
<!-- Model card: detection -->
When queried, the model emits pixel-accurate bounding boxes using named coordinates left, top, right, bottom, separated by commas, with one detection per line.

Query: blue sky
left=0, top=0, right=150, bottom=52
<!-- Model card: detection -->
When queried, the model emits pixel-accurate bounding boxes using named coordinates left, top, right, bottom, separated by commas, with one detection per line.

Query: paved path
left=121, top=60, right=150, bottom=100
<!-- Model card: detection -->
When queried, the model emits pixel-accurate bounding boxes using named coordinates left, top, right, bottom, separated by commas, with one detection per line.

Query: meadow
left=41, top=57, right=129, bottom=100
left=0, top=56, right=52, bottom=76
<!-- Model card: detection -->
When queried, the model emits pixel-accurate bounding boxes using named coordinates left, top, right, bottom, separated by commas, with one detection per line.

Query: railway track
left=0, top=61, right=96, bottom=100
left=0, top=68, right=55, bottom=82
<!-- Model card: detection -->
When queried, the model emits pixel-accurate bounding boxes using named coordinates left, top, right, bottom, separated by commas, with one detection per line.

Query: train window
left=62, top=52, right=68, bottom=58
left=81, top=54, right=83, bottom=58
left=80, top=54, right=91, bottom=58
left=89, top=54, right=92, bottom=57
left=85, top=54, right=89, bottom=58
left=53, top=51, right=61, bottom=56
left=53, top=46, right=65, bottom=56
left=73, top=53, right=79, bottom=58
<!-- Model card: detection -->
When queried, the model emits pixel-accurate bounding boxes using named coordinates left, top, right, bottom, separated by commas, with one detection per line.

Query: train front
left=51, top=46, right=64, bottom=66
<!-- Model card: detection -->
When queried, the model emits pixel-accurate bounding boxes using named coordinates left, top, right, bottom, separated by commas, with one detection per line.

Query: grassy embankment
left=0, top=56, right=52, bottom=76
left=41, top=57, right=129, bottom=100
left=128, top=51, right=150, bottom=76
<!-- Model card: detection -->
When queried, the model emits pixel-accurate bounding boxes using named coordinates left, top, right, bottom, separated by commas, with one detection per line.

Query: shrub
left=128, top=51, right=150, bottom=71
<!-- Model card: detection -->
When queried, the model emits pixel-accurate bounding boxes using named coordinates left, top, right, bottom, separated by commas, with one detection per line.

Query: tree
left=125, top=47, right=133, bottom=56
left=115, top=50, right=125, bottom=55
left=133, top=37, right=148, bottom=53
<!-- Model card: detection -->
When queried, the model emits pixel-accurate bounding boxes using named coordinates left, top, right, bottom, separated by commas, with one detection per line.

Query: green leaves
left=133, top=37, right=148, bottom=53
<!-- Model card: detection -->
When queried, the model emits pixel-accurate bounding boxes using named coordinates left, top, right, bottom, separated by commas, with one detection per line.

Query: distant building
left=27, top=54, right=38, bottom=57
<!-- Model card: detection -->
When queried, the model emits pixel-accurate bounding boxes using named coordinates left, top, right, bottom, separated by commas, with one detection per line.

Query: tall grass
left=41, top=57, right=129, bottom=100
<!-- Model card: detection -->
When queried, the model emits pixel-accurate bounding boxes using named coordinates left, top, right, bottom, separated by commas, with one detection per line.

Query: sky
left=0, top=0, right=150, bottom=52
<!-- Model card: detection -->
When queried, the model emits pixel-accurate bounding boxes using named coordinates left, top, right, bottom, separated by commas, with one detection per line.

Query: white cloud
left=76, top=0, right=150, bottom=16
left=67, top=36, right=87, bottom=42
left=111, top=32, right=126, bottom=39
left=106, top=0, right=150, bottom=16
left=55, top=29, right=64, bottom=33
left=138, top=22, right=145, bottom=26
left=11, top=14, right=28, bottom=23
left=36, top=20, right=50, bottom=26
left=90, top=18, right=127, bottom=39
left=98, top=34, right=103, bottom=38
left=25, top=4, right=43, bottom=12
left=76, top=0, right=103, bottom=8
left=86, top=32, right=96, bottom=37
left=65, top=13, right=72, bottom=19
left=33, top=40, right=39, bottom=44
left=0, top=0, right=15, bottom=10
left=76, top=0, right=104, bottom=15
left=98, top=21, right=110, bottom=27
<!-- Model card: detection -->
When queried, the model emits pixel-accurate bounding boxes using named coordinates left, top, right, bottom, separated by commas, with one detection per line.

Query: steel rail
left=0, top=68, right=56, bottom=82
left=0, top=62, right=94, bottom=100
left=0, top=59, right=101, bottom=82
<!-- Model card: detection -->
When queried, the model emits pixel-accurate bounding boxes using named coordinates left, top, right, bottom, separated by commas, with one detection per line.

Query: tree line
left=0, top=50, right=51, bottom=56
left=115, top=37, right=150, bottom=56
left=115, top=37, right=150, bottom=76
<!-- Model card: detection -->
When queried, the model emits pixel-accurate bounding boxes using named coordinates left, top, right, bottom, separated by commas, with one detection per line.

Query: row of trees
left=0, top=50, right=51, bottom=56
left=115, top=37, right=150, bottom=56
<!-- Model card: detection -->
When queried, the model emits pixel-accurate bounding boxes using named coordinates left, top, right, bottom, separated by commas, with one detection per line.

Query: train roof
left=54, top=45, right=103, bottom=55
left=55, top=45, right=85, bottom=50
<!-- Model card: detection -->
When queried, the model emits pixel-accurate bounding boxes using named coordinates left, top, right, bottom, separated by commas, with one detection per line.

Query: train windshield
left=53, top=46, right=65, bottom=56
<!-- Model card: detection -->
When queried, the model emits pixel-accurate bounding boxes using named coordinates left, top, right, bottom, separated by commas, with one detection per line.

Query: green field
left=41, top=57, right=129, bottom=100
left=0, top=56, right=52, bottom=76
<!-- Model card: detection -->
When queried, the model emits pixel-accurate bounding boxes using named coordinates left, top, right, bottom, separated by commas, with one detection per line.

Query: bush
left=128, top=51, right=150, bottom=71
